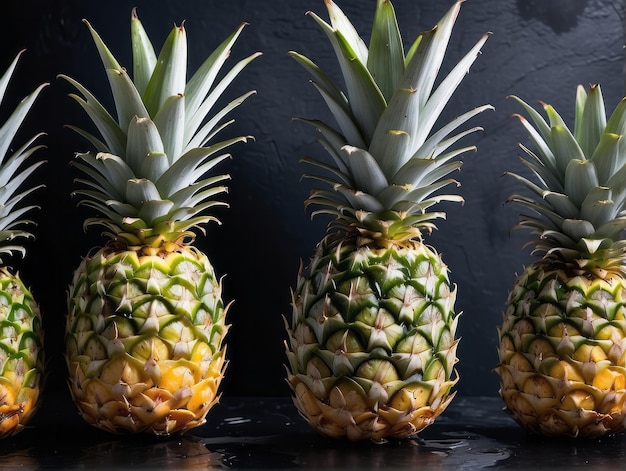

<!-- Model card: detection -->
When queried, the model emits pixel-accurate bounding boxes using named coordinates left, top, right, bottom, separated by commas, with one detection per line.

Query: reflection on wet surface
left=1, top=395, right=625, bottom=469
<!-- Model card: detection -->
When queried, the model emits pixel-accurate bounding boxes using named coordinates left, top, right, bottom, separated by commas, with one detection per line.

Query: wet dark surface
left=1, top=395, right=626, bottom=469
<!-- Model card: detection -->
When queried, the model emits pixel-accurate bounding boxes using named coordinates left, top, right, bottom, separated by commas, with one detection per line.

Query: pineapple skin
left=286, top=238, right=459, bottom=441
left=66, top=245, right=228, bottom=435
left=0, top=267, right=44, bottom=438
left=497, top=262, right=626, bottom=438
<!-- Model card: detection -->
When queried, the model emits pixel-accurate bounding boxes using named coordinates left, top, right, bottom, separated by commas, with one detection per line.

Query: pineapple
left=285, top=0, right=491, bottom=441
left=62, top=10, right=259, bottom=435
left=497, top=84, right=626, bottom=438
left=0, top=51, right=46, bottom=438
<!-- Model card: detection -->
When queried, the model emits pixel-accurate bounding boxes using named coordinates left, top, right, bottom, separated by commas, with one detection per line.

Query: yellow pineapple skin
left=286, top=239, right=459, bottom=441
left=66, top=245, right=228, bottom=435
left=0, top=267, right=44, bottom=438
left=497, top=262, right=626, bottom=438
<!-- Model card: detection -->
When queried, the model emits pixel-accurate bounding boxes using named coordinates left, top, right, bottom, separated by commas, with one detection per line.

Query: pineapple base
left=286, top=239, right=460, bottom=441
left=497, top=263, right=626, bottom=438
left=0, top=267, right=44, bottom=439
left=288, top=376, right=456, bottom=441
left=66, top=245, right=228, bottom=435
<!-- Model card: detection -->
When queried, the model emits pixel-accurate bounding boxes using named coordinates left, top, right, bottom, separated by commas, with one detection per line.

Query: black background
left=0, top=0, right=622, bottom=403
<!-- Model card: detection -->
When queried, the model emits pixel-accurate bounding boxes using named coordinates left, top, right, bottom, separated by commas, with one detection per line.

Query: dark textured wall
left=0, top=0, right=623, bottom=400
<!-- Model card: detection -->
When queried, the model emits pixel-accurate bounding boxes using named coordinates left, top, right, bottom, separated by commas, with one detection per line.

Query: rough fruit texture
left=66, top=246, right=228, bottom=435
left=497, top=262, right=626, bottom=438
left=286, top=239, right=459, bottom=441
left=0, top=268, right=44, bottom=438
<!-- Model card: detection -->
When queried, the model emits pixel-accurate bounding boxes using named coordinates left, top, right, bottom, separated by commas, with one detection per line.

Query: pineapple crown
left=292, top=0, right=492, bottom=246
left=508, top=84, right=626, bottom=276
left=0, top=51, right=46, bottom=262
left=60, top=9, right=260, bottom=250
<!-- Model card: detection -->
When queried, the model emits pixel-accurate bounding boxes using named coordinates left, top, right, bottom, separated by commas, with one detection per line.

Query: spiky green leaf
left=576, top=83, right=606, bottom=158
left=143, top=24, right=187, bottom=117
left=130, top=8, right=157, bottom=97
left=368, top=0, right=404, bottom=101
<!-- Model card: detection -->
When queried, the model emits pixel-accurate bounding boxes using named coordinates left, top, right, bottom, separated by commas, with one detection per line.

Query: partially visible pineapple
left=62, top=10, right=259, bottom=435
left=0, top=51, right=46, bottom=438
left=497, top=84, right=626, bottom=438
left=285, top=0, right=491, bottom=441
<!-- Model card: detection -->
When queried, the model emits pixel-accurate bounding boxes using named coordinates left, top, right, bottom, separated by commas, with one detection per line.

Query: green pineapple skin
left=0, top=267, right=44, bottom=438
left=286, top=238, right=459, bottom=441
left=497, top=261, right=626, bottom=438
left=66, top=245, right=228, bottom=435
